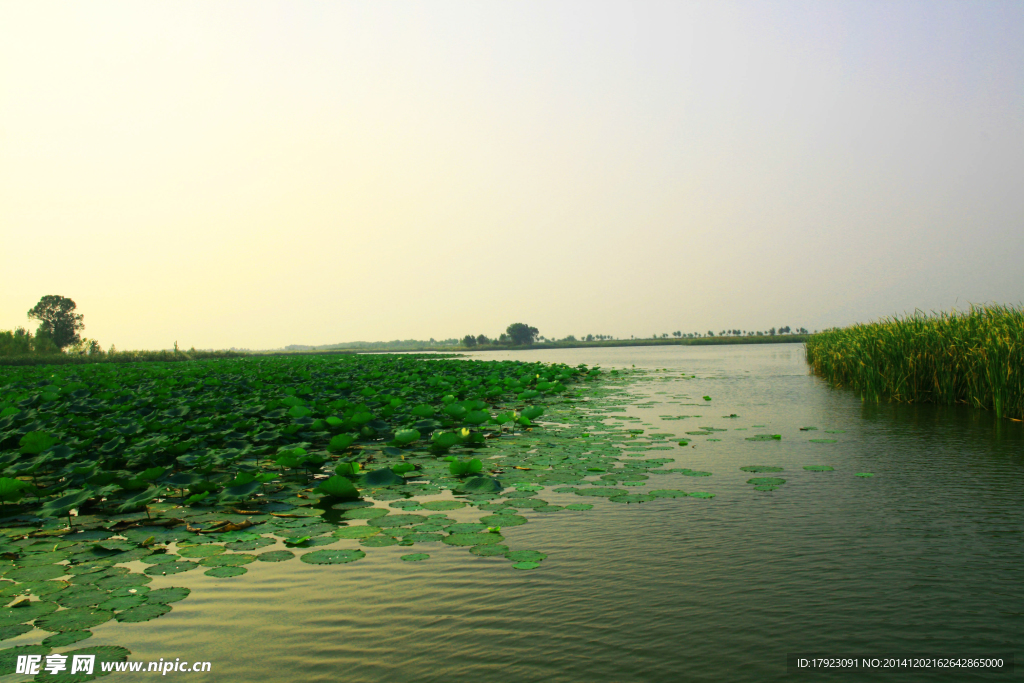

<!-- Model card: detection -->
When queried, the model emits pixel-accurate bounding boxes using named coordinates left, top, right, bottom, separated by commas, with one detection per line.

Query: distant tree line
left=462, top=323, right=539, bottom=347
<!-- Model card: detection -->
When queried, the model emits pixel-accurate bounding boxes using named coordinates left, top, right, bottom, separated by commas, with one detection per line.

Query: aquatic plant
left=805, top=304, right=1024, bottom=420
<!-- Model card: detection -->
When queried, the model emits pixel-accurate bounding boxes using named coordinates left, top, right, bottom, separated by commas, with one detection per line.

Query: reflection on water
left=6, top=343, right=1021, bottom=682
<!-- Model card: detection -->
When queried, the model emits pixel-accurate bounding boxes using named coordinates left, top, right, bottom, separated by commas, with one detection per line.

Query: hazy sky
left=2, top=1, right=1022, bottom=349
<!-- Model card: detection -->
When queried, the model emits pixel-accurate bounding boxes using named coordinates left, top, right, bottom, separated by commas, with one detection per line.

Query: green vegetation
left=805, top=304, right=1024, bottom=420
left=26, top=296, right=85, bottom=352
left=0, top=353, right=725, bottom=660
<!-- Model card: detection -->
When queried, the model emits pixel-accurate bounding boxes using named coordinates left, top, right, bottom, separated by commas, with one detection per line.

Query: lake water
left=6, top=343, right=1021, bottom=681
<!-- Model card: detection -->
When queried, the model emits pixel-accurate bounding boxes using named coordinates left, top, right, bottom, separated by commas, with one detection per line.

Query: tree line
left=0, top=295, right=104, bottom=357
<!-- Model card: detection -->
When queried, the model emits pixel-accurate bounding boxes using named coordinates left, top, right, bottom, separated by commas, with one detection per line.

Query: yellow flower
left=460, top=427, right=470, bottom=438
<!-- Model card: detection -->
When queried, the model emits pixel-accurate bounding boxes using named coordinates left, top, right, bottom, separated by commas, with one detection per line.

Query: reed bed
left=804, top=304, right=1024, bottom=420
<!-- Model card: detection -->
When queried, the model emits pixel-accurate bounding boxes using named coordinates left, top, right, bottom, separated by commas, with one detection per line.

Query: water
left=7, top=343, right=1022, bottom=681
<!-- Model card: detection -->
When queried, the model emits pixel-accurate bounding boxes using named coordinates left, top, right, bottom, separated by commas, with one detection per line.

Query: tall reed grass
left=804, top=304, right=1024, bottom=420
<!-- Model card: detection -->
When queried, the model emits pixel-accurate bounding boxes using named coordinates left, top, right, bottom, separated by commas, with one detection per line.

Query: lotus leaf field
left=0, top=352, right=873, bottom=671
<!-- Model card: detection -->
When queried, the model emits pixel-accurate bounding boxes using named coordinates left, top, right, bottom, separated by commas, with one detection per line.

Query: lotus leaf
left=444, top=532, right=503, bottom=546
left=36, top=607, right=112, bottom=633
left=206, top=566, right=247, bottom=578
left=362, top=469, right=404, bottom=487
left=0, top=624, right=32, bottom=641
left=316, top=476, right=359, bottom=499
left=455, top=476, right=503, bottom=494
left=200, top=554, right=255, bottom=567
left=420, top=500, right=466, bottom=511
left=144, top=561, right=198, bottom=576
left=41, top=630, right=92, bottom=648
left=328, top=434, right=355, bottom=452
left=300, top=549, right=365, bottom=564
left=506, top=550, right=547, bottom=562
left=394, top=428, right=421, bottom=444
left=256, top=551, right=295, bottom=562
left=115, top=603, right=171, bottom=623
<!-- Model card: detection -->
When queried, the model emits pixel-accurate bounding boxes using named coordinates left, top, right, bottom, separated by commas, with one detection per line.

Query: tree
left=462, top=335, right=477, bottom=347
left=506, top=323, right=539, bottom=345
left=27, top=295, right=84, bottom=351
left=476, top=334, right=489, bottom=345
left=585, top=334, right=594, bottom=342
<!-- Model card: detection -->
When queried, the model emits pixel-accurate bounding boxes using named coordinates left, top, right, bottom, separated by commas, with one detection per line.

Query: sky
left=2, top=1, right=1022, bottom=350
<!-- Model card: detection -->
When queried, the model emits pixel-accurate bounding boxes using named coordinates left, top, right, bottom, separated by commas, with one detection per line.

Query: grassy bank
left=805, top=304, right=1024, bottom=420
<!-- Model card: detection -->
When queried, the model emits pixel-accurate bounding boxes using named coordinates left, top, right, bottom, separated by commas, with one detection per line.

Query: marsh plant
left=805, top=304, right=1024, bottom=419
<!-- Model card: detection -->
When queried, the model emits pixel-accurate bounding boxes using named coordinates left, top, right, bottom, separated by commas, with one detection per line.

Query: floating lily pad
left=469, top=544, right=509, bottom=556
left=205, top=566, right=247, bottom=578
left=740, top=466, right=783, bottom=473
left=115, top=603, right=171, bottom=623
left=177, top=545, right=226, bottom=559
left=403, top=532, right=444, bottom=543
left=95, top=574, right=150, bottom=592
left=6, top=565, right=65, bottom=582
left=200, top=554, right=255, bottom=568
left=21, top=581, right=69, bottom=597
left=333, top=526, right=380, bottom=540
left=512, top=561, right=540, bottom=570
left=109, top=585, right=150, bottom=598
left=855, top=472, right=875, bottom=477
left=225, top=538, right=276, bottom=551
left=610, top=494, right=656, bottom=503
left=688, top=492, right=715, bottom=498
left=360, top=536, right=398, bottom=547
left=41, top=630, right=92, bottom=648
left=300, top=549, right=365, bottom=564
left=747, top=478, right=786, bottom=486
left=0, top=624, right=32, bottom=641
left=401, top=554, right=429, bottom=562
left=648, top=489, right=689, bottom=498
left=419, top=500, right=466, bottom=511
left=564, top=503, right=593, bottom=510
left=56, top=587, right=107, bottom=608
left=144, top=561, right=198, bottom=576
left=573, top=487, right=625, bottom=497
left=99, top=595, right=147, bottom=612
left=505, top=550, right=547, bottom=562
left=339, top=507, right=388, bottom=521
left=36, top=607, right=113, bottom=633
left=479, top=514, right=526, bottom=527
left=445, top=523, right=488, bottom=534
left=145, top=587, right=190, bottom=604
left=0, top=600, right=57, bottom=627
left=0, top=645, right=51, bottom=675
left=745, top=435, right=781, bottom=442
left=256, top=551, right=294, bottom=562
left=368, top=514, right=424, bottom=528
left=680, top=470, right=713, bottom=477
left=443, top=532, right=503, bottom=547
left=803, top=465, right=835, bottom=471
left=753, top=485, right=778, bottom=491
